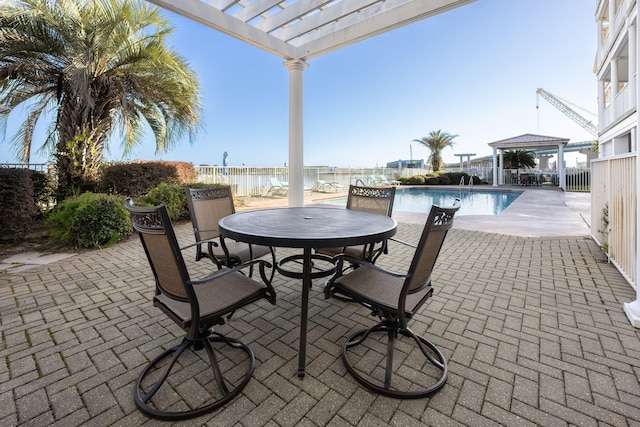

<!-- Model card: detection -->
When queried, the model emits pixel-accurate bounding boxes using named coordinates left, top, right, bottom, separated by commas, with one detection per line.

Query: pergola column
left=284, top=59, right=308, bottom=207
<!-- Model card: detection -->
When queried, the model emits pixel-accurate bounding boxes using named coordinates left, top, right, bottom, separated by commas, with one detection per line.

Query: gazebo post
left=492, top=148, right=498, bottom=187
left=499, top=150, right=504, bottom=185
left=558, top=143, right=566, bottom=191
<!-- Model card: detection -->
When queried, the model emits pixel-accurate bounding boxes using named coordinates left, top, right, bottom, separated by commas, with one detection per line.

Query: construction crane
left=536, top=88, right=598, bottom=137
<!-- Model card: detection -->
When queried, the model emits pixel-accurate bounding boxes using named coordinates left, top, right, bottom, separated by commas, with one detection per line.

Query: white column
left=629, top=22, right=637, bottom=78
left=624, top=18, right=640, bottom=328
left=499, top=150, right=504, bottom=185
left=492, top=148, right=498, bottom=187
left=611, top=57, right=619, bottom=99
left=284, top=59, right=308, bottom=207
left=558, top=144, right=566, bottom=190
left=608, top=0, right=616, bottom=26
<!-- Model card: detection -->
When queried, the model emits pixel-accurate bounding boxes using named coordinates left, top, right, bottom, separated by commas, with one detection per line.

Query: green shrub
left=425, top=176, right=440, bottom=185
left=46, top=192, right=132, bottom=248
left=407, top=175, right=425, bottom=185
left=442, top=172, right=468, bottom=185
left=438, top=174, right=451, bottom=185
left=141, top=182, right=229, bottom=221
left=142, top=183, right=190, bottom=220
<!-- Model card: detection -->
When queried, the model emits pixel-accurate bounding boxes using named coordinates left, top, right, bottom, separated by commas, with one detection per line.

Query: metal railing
left=502, top=168, right=590, bottom=191
left=592, top=154, right=636, bottom=286
left=0, top=163, right=51, bottom=173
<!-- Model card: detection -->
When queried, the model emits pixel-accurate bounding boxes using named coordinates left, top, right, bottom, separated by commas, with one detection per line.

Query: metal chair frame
left=125, top=199, right=276, bottom=420
left=185, top=186, right=276, bottom=282
left=325, top=200, right=460, bottom=398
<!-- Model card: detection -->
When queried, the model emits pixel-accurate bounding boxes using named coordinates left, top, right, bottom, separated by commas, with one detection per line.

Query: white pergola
left=145, top=0, right=476, bottom=206
left=488, top=133, right=569, bottom=191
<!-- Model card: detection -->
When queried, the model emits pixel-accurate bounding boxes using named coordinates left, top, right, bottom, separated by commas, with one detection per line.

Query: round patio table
left=219, top=206, right=397, bottom=378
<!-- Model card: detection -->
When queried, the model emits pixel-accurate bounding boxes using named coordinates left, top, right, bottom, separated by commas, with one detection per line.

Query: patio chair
left=324, top=200, right=460, bottom=398
left=316, top=185, right=396, bottom=265
left=185, top=187, right=276, bottom=281
left=124, top=199, right=276, bottom=420
left=267, top=177, right=288, bottom=195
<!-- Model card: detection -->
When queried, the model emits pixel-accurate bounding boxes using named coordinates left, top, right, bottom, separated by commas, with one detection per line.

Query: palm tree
left=503, top=150, right=536, bottom=169
left=413, top=130, right=457, bottom=173
left=0, top=0, right=202, bottom=198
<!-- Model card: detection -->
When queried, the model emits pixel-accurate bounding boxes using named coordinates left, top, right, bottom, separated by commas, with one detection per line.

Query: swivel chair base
left=134, top=331, right=254, bottom=420
left=342, top=319, right=447, bottom=399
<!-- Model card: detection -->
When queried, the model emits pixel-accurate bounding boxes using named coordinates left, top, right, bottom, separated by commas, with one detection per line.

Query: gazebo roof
left=488, top=133, right=570, bottom=150
left=145, top=0, right=476, bottom=60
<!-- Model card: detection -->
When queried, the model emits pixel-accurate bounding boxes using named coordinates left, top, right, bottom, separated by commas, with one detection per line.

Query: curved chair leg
left=341, top=320, right=447, bottom=399
left=134, top=333, right=255, bottom=420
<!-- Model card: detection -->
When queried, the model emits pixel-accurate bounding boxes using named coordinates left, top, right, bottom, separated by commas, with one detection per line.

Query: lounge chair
left=375, top=175, right=400, bottom=186
left=316, top=180, right=345, bottom=192
left=267, top=177, right=288, bottom=195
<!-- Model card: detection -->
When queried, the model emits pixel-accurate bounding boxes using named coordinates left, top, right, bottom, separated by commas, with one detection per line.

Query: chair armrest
left=332, top=254, right=409, bottom=279
left=180, top=238, right=219, bottom=251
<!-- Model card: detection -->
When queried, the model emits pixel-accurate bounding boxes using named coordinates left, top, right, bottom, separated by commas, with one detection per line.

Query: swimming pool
left=318, top=187, right=522, bottom=216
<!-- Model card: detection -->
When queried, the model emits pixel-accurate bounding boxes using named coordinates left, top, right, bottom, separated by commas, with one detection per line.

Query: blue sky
left=0, top=0, right=597, bottom=168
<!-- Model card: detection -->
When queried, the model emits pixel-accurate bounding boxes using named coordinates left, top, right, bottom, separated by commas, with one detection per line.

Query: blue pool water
left=319, top=187, right=522, bottom=216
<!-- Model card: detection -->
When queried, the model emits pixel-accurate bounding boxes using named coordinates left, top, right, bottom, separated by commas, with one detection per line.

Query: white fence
left=194, top=166, right=431, bottom=196
left=591, top=155, right=637, bottom=286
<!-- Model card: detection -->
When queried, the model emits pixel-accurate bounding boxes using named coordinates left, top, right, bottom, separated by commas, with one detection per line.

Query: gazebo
left=145, top=0, right=477, bottom=206
left=488, top=133, right=570, bottom=190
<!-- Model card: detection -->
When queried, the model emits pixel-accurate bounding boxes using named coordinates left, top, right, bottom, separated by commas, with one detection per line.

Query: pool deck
left=3, top=185, right=639, bottom=427
left=241, top=185, right=592, bottom=238
left=394, top=186, right=591, bottom=238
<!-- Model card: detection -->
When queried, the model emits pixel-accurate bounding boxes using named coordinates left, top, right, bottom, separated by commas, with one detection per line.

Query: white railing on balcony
left=596, top=0, right=634, bottom=69
left=601, top=77, right=637, bottom=130
left=591, top=154, right=637, bottom=286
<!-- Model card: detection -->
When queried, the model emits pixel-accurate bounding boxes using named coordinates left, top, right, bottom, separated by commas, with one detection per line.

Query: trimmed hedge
left=99, top=161, right=196, bottom=197
left=0, top=168, right=43, bottom=240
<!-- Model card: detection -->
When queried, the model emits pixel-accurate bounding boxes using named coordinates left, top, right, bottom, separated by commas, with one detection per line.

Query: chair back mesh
left=346, top=185, right=395, bottom=217
left=186, top=187, right=235, bottom=241
left=405, top=203, right=459, bottom=294
left=126, top=200, right=191, bottom=301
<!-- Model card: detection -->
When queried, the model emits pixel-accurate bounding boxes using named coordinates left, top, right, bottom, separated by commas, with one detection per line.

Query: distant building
left=386, top=159, right=425, bottom=169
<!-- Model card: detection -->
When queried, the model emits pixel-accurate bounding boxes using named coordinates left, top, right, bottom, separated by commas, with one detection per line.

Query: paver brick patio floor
left=1, top=218, right=639, bottom=426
